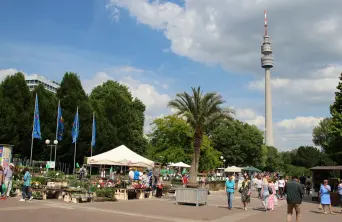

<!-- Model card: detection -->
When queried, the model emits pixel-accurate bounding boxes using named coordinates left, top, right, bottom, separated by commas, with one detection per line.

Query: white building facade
left=25, top=74, right=60, bottom=94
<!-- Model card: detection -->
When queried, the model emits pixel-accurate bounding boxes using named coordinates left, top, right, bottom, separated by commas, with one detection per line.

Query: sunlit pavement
left=1, top=191, right=341, bottom=222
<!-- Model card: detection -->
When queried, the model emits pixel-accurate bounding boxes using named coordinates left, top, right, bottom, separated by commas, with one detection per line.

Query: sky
left=0, top=0, right=341, bottom=151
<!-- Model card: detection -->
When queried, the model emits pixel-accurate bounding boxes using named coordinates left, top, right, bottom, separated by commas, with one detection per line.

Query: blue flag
left=33, top=94, right=41, bottom=139
left=57, top=101, right=64, bottom=141
left=71, top=107, right=79, bottom=143
left=91, top=112, right=96, bottom=148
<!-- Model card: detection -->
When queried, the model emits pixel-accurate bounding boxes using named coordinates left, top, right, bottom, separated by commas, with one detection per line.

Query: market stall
left=243, top=166, right=261, bottom=174
left=310, top=166, right=342, bottom=205
left=169, top=162, right=191, bottom=168
left=87, top=145, right=154, bottom=168
left=87, top=145, right=154, bottom=200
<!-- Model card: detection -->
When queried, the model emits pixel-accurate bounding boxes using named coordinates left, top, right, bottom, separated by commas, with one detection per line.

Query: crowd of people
left=225, top=172, right=342, bottom=221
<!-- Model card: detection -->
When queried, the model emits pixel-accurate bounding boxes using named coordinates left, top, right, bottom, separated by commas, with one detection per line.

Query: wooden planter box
left=175, top=188, right=208, bottom=206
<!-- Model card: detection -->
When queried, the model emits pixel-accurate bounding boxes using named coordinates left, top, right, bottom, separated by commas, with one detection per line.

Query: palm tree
left=168, top=87, right=233, bottom=186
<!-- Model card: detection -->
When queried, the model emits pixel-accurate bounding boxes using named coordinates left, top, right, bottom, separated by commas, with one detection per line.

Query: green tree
left=89, top=81, right=147, bottom=155
left=312, top=118, right=332, bottom=151
left=327, top=73, right=342, bottom=163
left=147, top=115, right=222, bottom=171
left=0, top=73, right=33, bottom=157
left=168, top=87, right=233, bottom=185
left=147, top=115, right=193, bottom=164
left=211, top=119, right=264, bottom=168
left=199, top=136, right=222, bottom=172
left=290, top=146, right=322, bottom=168
left=264, top=146, right=281, bottom=172
left=56, top=72, right=92, bottom=167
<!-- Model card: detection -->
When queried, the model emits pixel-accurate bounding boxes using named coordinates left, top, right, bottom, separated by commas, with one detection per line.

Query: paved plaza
left=1, top=191, right=342, bottom=222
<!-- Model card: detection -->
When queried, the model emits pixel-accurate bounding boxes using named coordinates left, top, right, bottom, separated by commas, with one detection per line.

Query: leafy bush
left=46, top=171, right=65, bottom=181
left=95, top=188, right=115, bottom=199
left=31, top=176, right=47, bottom=185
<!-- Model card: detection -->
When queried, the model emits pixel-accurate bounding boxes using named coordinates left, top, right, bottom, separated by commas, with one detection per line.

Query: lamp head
left=53, top=140, right=58, bottom=145
left=45, top=139, right=50, bottom=145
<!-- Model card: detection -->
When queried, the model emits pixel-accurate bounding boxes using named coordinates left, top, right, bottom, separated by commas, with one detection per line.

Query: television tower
left=261, top=10, right=274, bottom=146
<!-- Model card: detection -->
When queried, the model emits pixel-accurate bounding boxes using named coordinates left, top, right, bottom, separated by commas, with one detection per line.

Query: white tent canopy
left=224, top=166, right=242, bottom=173
left=169, top=162, right=191, bottom=168
left=87, top=145, right=154, bottom=168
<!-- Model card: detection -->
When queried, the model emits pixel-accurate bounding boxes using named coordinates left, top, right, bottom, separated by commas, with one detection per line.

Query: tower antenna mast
left=264, top=10, right=268, bottom=36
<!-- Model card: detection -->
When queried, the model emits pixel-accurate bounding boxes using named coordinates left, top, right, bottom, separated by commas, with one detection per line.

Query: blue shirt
left=23, top=171, right=31, bottom=186
left=225, top=180, right=235, bottom=193
left=134, top=171, right=140, bottom=180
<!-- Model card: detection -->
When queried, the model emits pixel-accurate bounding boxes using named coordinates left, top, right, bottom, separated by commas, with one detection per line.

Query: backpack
left=268, top=186, right=273, bottom=194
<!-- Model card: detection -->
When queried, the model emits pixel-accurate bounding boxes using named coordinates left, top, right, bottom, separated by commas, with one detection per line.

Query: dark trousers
left=279, top=187, right=285, bottom=198
left=156, top=187, right=162, bottom=198
left=22, top=185, right=32, bottom=199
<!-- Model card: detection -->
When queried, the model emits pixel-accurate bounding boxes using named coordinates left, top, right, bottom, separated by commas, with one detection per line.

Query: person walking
left=261, top=177, right=270, bottom=211
left=268, top=178, right=276, bottom=211
left=3, top=163, right=14, bottom=198
left=338, top=180, right=342, bottom=213
left=285, top=176, right=304, bottom=222
left=278, top=176, right=285, bottom=200
left=20, top=167, right=33, bottom=201
left=240, top=175, right=251, bottom=211
left=256, top=176, right=262, bottom=198
left=320, top=179, right=334, bottom=214
left=225, top=175, right=235, bottom=210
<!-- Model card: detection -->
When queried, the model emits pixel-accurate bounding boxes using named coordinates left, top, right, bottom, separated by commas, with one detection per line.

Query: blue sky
left=0, top=0, right=337, bottom=150
left=0, top=0, right=258, bottom=106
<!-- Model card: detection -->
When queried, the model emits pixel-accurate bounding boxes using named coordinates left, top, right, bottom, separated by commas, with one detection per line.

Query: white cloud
left=108, top=0, right=342, bottom=77
left=235, top=108, right=323, bottom=150
left=248, top=65, right=341, bottom=106
left=0, top=68, right=20, bottom=82
left=81, top=69, right=171, bottom=133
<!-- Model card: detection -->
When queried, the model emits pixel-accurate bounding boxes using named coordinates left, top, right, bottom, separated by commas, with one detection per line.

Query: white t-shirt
left=278, top=179, right=285, bottom=188
left=129, top=170, right=134, bottom=180
left=257, top=179, right=262, bottom=188
left=274, top=181, right=279, bottom=190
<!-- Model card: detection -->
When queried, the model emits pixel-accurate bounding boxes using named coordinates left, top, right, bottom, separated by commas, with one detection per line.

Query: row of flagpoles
left=29, top=94, right=96, bottom=172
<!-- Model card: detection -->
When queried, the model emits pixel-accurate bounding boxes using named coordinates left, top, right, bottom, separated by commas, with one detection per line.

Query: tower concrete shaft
left=264, top=68, right=274, bottom=146
left=261, top=10, right=274, bottom=147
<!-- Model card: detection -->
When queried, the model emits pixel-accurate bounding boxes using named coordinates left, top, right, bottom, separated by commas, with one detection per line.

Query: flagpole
left=73, top=106, right=78, bottom=174
left=54, top=100, right=60, bottom=171
left=90, top=112, right=94, bottom=176
left=29, top=94, right=37, bottom=166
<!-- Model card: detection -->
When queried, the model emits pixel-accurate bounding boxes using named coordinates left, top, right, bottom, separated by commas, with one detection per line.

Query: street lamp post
left=45, top=139, right=58, bottom=170
left=223, top=159, right=226, bottom=168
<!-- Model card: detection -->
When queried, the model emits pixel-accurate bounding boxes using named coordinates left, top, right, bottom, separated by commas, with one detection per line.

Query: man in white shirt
left=256, top=177, right=262, bottom=198
left=278, top=177, right=285, bottom=199
left=128, top=168, right=134, bottom=181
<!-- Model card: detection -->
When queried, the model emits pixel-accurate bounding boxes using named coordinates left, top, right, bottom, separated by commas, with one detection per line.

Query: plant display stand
left=114, top=188, right=128, bottom=200
left=175, top=188, right=208, bottom=207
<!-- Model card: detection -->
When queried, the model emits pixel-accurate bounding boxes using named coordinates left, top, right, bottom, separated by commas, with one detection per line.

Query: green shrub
left=95, top=188, right=115, bottom=199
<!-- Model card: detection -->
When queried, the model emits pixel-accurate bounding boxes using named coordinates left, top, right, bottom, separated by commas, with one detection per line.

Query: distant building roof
left=25, top=74, right=60, bottom=88
left=310, top=166, right=342, bottom=171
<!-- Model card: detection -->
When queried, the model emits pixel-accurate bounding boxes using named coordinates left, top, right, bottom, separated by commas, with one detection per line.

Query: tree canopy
left=0, top=72, right=147, bottom=167
left=210, top=119, right=264, bottom=168
left=147, top=115, right=222, bottom=171
left=168, top=87, right=233, bottom=185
